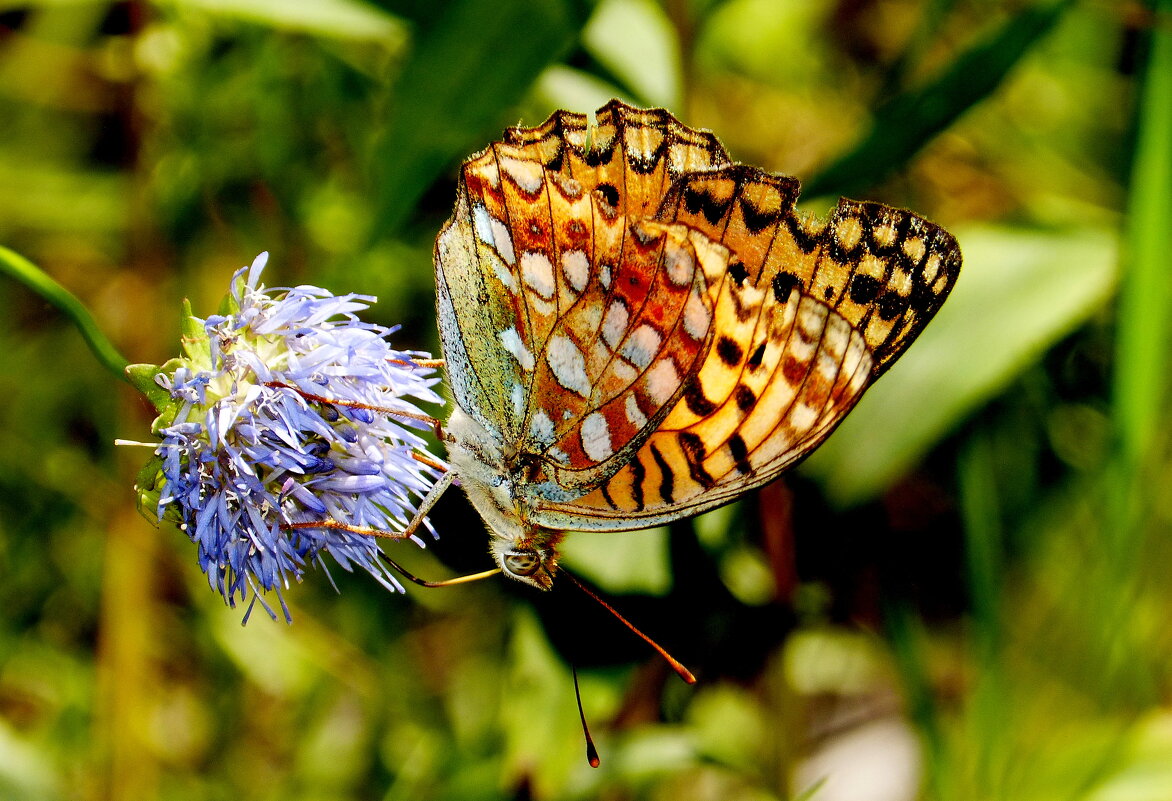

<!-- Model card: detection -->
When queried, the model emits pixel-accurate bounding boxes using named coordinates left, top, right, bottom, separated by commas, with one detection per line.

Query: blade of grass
left=875, top=0, right=962, bottom=98
left=1112, top=0, right=1172, bottom=478
left=805, top=0, right=1075, bottom=199
left=958, top=434, right=1002, bottom=665
left=1093, top=0, right=1172, bottom=710
left=957, top=432, right=1007, bottom=798
left=0, top=245, right=129, bottom=381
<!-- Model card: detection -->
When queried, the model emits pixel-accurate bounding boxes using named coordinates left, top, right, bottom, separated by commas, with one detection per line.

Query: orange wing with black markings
left=436, top=103, right=737, bottom=494
left=531, top=165, right=960, bottom=530
left=435, top=101, right=960, bottom=533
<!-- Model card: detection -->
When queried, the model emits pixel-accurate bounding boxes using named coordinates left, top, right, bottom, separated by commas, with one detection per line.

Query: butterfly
left=430, top=100, right=960, bottom=591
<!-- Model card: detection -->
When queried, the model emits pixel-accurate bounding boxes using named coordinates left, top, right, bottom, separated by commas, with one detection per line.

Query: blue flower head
left=127, top=253, right=445, bottom=620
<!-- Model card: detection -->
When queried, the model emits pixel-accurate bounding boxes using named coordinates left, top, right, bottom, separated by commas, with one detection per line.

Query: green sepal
left=125, top=355, right=191, bottom=428
left=126, top=362, right=170, bottom=411
left=180, top=299, right=213, bottom=371
left=218, top=273, right=245, bottom=317
left=132, top=453, right=166, bottom=523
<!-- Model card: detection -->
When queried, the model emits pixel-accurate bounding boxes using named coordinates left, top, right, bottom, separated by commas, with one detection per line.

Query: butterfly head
left=489, top=536, right=560, bottom=590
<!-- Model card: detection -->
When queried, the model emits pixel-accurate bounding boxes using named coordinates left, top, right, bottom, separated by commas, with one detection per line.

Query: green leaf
left=501, top=607, right=601, bottom=788
left=805, top=0, right=1075, bottom=199
left=371, top=0, right=588, bottom=234
left=581, top=0, right=681, bottom=108
left=802, top=224, right=1118, bottom=507
left=793, top=777, right=828, bottom=801
left=559, top=526, right=672, bottom=596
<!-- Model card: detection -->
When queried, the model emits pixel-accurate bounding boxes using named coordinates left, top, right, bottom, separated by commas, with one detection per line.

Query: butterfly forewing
left=437, top=113, right=738, bottom=495
left=502, top=100, right=731, bottom=223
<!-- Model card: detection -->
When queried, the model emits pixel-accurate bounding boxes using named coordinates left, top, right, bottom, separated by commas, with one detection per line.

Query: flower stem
left=0, top=245, right=130, bottom=382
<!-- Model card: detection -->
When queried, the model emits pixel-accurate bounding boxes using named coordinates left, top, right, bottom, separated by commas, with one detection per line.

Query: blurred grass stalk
left=1089, top=0, right=1172, bottom=710
left=1111, top=0, right=1172, bottom=544
left=805, top=0, right=1074, bottom=199
left=948, top=4, right=1172, bottom=798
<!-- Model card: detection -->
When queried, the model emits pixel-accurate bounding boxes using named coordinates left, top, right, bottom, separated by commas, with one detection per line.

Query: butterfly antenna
left=561, top=571, right=696, bottom=684
left=572, top=662, right=601, bottom=768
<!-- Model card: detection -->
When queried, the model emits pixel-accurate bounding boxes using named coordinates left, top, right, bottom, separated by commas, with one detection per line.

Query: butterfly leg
left=410, top=358, right=445, bottom=369
left=376, top=469, right=505, bottom=587
left=283, top=467, right=455, bottom=541
left=396, top=467, right=455, bottom=540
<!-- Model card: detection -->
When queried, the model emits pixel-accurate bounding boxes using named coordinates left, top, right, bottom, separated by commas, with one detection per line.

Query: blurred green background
left=1, top=0, right=1170, bottom=799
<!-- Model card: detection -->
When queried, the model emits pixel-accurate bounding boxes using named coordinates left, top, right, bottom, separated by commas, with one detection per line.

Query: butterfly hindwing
left=534, top=284, right=875, bottom=528
left=660, top=167, right=961, bottom=376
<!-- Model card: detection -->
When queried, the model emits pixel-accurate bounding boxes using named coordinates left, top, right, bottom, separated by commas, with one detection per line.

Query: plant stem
left=0, top=245, right=130, bottom=382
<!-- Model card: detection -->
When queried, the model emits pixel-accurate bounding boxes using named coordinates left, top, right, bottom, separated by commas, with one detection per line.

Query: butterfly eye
left=503, top=551, right=541, bottom=577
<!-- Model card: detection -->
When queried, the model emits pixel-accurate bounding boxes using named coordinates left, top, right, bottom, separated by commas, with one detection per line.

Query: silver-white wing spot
left=602, top=300, right=629, bottom=349
left=530, top=409, right=556, bottom=448
left=644, top=358, right=679, bottom=405
left=625, top=392, right=647, bottom=428
left=499, top=327, right=535, bottom=372
left=683, top=288, right=709, bottom=340
left=472, top=204, right=516, bottom=266
left=562, top=249, right=589, bottom=293
left=621, top=323, right=661, bottom=370
left=511, top=382, right=525, bottom=417
left=580, top=412, right=613, bottom=461
left=500, top=153, right=544, bottom=194
left=664, top=244, right=694, bottom=286
left=521, top=251, right=555, bottom=299
left=546, top=334, right=591, bottom=397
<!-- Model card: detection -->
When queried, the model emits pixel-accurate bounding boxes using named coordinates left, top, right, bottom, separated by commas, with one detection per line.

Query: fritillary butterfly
left=432, top=101, right=960, bottom=590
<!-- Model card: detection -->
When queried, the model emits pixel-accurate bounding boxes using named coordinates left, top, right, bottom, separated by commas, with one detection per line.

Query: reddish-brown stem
left=411, top=451, right=448, bottom=472
left=264, top=381, right=440, bottom=427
